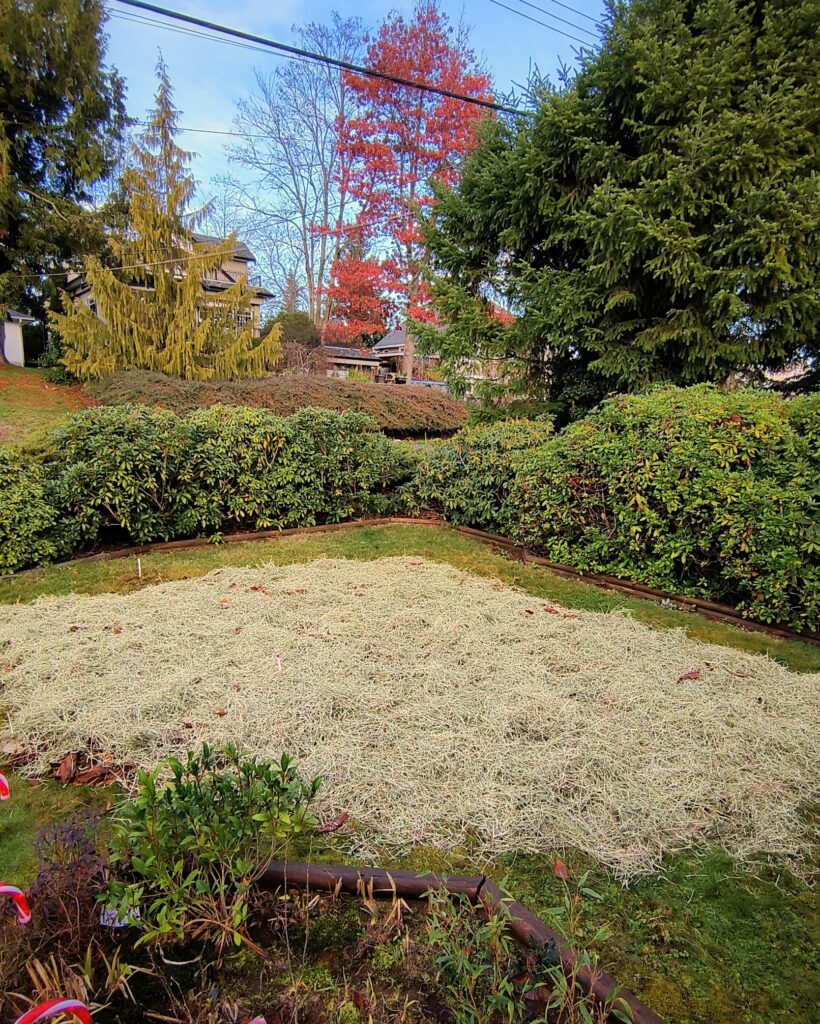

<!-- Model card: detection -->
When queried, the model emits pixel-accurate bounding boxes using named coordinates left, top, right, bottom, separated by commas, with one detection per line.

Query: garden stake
left=0, top=883, right=31, bottom=924
left=13, top=1000, right=92, bottom=1024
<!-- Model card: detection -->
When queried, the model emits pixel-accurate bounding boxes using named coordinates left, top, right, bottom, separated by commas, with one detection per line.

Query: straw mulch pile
left=2, top=557, right=818, bottom=876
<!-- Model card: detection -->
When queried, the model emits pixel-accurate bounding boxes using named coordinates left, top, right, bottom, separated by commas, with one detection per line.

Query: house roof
left=321, top=345, right=381, bottom=363
left=5, top=309, right=36, bottom=324
left=372, top=326, right=407, bottom=352
left=192, top=233, right=255, bottom=262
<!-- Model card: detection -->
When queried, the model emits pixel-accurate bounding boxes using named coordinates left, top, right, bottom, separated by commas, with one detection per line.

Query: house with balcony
left=65, top=233, right=274, bottom=336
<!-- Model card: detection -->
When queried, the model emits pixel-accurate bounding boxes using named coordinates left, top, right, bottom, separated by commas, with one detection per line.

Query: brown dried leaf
left=56, top=753, right=77, bottom=785
left=677, top=669, right=701, bottom=682
left=551, top=858, right=570, bottom=882
left=317, top=811, right=350, bottom=834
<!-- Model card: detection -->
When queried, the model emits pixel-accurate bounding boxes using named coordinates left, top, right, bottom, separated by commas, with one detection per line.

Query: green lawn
left=2, top=525, right=818, bottom=1023
left=0, top=364, right=92, bottom=445
left=3, top=524, right=818, bottom=672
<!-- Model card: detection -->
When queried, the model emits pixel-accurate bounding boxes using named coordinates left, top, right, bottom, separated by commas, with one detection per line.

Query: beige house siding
left=66, top=236, right=272, bottom=337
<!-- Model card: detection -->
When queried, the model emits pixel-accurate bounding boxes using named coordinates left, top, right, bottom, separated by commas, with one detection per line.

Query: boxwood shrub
left=0, top=404, right=413, bottom=572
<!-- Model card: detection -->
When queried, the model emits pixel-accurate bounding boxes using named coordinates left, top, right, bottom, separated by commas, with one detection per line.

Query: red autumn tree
left=326, top=0, right=492, bottom=355
left=322, top=223, right=390, bottom=344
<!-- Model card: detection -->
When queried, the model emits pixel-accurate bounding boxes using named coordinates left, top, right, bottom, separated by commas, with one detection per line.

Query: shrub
left=86, top=369, right=468, bottom=436
left=0, top=448, right=62, bottom=573
left=105, top=745, right=320, bottom=957
left=512, top=386, right=819, bottom=631
left=0, top=404, right=413, bottom=571
left=410, top=420, right=554, bottom=533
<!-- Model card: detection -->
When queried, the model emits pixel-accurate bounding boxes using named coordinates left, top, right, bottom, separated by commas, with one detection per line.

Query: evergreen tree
left=52, top=63, right=282, bottom=380
left=421, top=0, right=820, bottom=413
left=0, top=0, right=125, bottom=317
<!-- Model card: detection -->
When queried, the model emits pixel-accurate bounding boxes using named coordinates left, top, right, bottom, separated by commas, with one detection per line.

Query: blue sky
left=104, top=0, right=606, bottom=194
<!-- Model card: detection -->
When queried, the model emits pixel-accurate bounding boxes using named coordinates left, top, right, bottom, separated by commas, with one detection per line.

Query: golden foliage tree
left=51, top=62, right=281, bottom=380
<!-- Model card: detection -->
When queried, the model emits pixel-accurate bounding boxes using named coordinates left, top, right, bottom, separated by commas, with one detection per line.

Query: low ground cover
left=86, top=369, right=468, bottom=435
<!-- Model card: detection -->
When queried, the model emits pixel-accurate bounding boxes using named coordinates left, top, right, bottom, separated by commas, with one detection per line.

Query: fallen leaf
left=317, top=811, right=350, bottom=834
left=181, top=721, right=194, bottom=730
left=73, top=765, right=114, bottom=786
left=677, top=669, right=701, bottom=682
left=248, top=585, right=269, bottom=594
left=112, top=626, right=122, bottom=635
left=524, top=608, right=534, bottom=615
left=542, top=606, right=560, bottom=614
left=215, top=709, right=227, bottom=718
left=232, top=684, right=241, bottom=692
left=2, top=664, right=11, bottom=673
left=218, top=597, right=230, bottom=607
left=552, top=858, right=570, bottom=882
left=234, top=627, right=243, bottom=635
left=56, top=753, right=77, bottom=785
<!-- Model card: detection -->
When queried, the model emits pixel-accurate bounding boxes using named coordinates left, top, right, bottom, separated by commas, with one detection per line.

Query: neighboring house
left=320, top=345, right=382, bottom=379
left=371, top=325, right=440, bottom=380
left=0, top=309, right=36, bottom=366
left=371, top=324, right=502, bottom=393
left=65, top=233, right=274, bottom=336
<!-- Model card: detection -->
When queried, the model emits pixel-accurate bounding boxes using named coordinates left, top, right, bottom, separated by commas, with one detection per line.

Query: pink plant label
left=0, top=772, right=9, bottom=800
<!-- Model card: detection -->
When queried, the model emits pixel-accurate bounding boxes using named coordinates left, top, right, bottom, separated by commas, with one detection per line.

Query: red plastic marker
left=14, top=999, right=92, bottom=1024
left=0, top=883, right=31, bottom=924
left=0, top=771, right=9, bottom=800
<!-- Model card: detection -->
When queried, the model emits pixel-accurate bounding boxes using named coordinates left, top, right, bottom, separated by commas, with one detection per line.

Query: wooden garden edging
left=257, top=860, right=666, bottom=1024
left=4, top=515, right=817, bottom=648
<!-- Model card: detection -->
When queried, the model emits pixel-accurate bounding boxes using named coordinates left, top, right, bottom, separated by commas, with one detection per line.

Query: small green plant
left=426, top=889, right=521, bottom=1024
left=104, top=745, right=320, bottom=960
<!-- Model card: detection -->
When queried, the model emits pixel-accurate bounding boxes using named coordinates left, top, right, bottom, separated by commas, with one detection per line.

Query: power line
left=488, top=0, right=595, bottom=45
left=13, top=247, right=246, bottom=281
left=500, top=0, right=600, bottom=39
left=110, top=10, right=321, bottom=73
left=111, top=0, right=529, bottom=116
left=516, top=0, right=602, bottom=26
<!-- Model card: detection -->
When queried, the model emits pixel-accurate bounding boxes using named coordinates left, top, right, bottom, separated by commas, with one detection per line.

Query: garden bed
left=3, top=556, right=818, bottom=877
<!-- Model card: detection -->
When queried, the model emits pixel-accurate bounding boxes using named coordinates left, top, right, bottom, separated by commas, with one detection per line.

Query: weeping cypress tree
left=52, top=62, right=281, bottom=380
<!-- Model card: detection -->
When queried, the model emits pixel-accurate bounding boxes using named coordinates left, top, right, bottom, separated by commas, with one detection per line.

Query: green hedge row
left=412, top=387, right=819, bottom=632
left=86, top=369, right=468, bottom=436
left=0, top=405, right=413, bottom=574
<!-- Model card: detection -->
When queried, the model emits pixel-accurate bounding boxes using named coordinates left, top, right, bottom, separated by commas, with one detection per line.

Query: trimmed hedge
left=86, top=370, right=468, bottom=436
left=413, top=387, right=819, bottom=632
left=411, top=420, right=554, bottom=533
left=0, top=405, right=413, bottom=573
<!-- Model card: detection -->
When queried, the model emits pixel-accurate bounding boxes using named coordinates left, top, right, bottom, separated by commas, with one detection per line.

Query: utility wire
left=488, top=0, right=594, bottom=45
left=112, top=0, right=529, bottom=116
left=501, top=0, right=599, bottom=38
left=13, top=247, right=245, bottom=281
left=110, top=10, right=321, bottom=72
left=517, top=0, right=602, bottom=26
